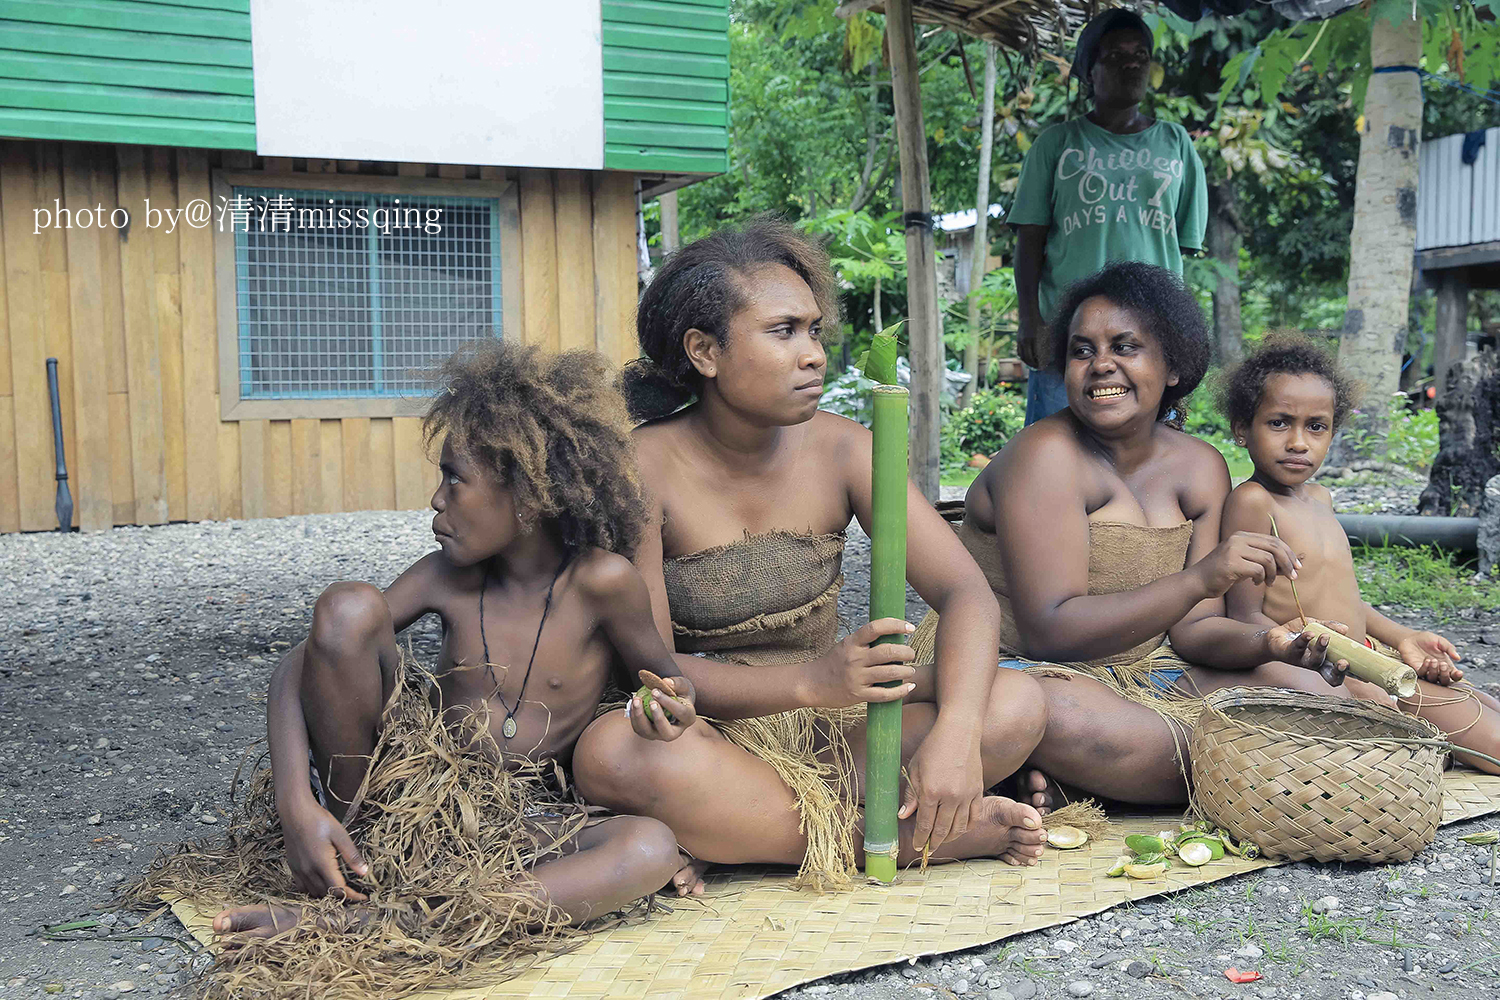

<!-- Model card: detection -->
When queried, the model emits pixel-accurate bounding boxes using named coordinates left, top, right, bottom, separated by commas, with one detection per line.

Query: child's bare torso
left=1256, top=485, right=1367, bottom=642
left=422, top=558, right=615, bottom=767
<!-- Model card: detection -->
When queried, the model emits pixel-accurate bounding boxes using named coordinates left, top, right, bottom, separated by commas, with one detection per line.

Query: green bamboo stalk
left=864, top=383, right=909, bottom=883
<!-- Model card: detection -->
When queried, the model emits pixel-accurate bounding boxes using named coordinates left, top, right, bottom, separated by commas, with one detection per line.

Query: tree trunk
left=1206, top=180, right=1243, bottom=366
left=1433, top=268, right=1470, bottom=401
left=1418, top=350, right=1500, bottom=516
left=961, top=41, right=997, bottom=409
left=886, top=0, right=942, bottom=503
left=1332, top=13, right=1422, bottom=464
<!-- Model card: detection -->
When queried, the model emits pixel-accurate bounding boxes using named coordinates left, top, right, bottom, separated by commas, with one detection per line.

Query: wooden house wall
left=0, top=140, right=640, bottom=533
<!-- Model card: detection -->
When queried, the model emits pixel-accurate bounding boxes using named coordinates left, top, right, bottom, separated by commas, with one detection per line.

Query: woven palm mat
left=169, top=770, right=1500, bottom=1000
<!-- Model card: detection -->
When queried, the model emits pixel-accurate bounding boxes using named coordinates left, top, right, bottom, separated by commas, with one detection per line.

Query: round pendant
left=502, top=715, right=518, bottom=739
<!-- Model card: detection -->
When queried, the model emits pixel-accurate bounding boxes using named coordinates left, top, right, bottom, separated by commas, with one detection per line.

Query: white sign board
left=251, top=0, right=604, bottom=169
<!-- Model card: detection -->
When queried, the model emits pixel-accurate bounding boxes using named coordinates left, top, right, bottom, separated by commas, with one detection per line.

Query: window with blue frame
left=232, top=187, right=503, bottom=399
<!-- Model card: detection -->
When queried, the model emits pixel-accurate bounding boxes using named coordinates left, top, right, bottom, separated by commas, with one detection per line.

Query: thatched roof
left=836, top=0, right=1120, bottom=56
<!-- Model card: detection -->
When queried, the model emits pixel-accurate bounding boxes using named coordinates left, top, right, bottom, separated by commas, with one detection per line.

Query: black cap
left=1071, top=8, right=1153, bottom=84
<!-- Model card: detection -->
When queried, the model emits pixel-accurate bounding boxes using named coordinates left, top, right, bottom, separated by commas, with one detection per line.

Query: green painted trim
left=604, top=71, right=725, bottom=103
left=0, top=0, right=251, bottom=41
left=608, top=120, right=726, bottom=151
left=0, top=50, right=252, bottom=96
left=0, top=77, right=253, bottom=122
left=133, top=0, right=250, bottom=11
left=603, top=48, right=725, bottom=80
left=601, top=0, right=727, bottom=32
left=604, top=95, right=726, bottom=127
left=0, top=106, right=254, bottom=148
left=603, top=22, right=728, bottom=57
left=604, top=145, right=726, bottom=173
left=602, top=0, right=729, bottom=175
left=0, top=19, right=251, bottom=68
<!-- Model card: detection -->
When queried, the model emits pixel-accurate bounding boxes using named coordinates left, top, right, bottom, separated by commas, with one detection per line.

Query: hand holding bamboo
left=1300, top=621, right=1419, bottom=699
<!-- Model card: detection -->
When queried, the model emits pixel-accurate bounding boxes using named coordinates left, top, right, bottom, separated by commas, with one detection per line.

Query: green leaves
left=855, top=322, right=904, bottom=385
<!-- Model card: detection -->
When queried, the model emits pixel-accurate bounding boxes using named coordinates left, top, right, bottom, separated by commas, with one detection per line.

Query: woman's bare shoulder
left=991, top=417, right=1083, bottom=475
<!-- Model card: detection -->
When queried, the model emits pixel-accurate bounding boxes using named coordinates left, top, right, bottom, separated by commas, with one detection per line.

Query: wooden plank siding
left=0, top=139, right=640, bottom=532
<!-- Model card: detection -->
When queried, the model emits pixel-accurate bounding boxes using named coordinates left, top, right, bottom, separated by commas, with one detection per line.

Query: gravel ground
left=2, top=481, right=1498, bottom=1000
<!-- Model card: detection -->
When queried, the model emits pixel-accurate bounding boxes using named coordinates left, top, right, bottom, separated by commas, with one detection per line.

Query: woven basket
left=1190, top=687, right=1445, bottom=863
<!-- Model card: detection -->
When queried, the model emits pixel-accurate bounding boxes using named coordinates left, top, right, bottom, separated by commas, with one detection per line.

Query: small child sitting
left=1218, top=335, right=1500, bottom=772
left=209, top=341, right=699, bottom=950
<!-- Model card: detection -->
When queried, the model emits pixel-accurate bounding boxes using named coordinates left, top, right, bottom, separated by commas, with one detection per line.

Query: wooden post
left=962, top=40, right=997, bottom=410
left=660, top=189, right=681, bottom=255
left=1433, top=268, right=1470, bottom=400
left=886, top=0, right=942, bottom=503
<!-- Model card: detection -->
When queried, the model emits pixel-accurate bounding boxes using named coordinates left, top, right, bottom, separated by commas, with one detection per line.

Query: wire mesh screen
left=233, top=187, right=503, bottom=399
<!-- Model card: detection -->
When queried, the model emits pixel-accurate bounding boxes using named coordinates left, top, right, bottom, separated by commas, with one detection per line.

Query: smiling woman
left=927, top=262, right=1356, bottom=812
left=574, top=219, right=1052, bottom=892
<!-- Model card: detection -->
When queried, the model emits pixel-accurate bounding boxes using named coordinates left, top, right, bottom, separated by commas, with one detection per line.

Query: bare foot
left=1020, top=768, right=1061, bottom=816
left=909, top=795, right=1046, bottom=867
left=668, top=852, right=709, bottom=897
left=212, top=903, right=308, bottom=942
left=212, top=901, right=365, bottom=946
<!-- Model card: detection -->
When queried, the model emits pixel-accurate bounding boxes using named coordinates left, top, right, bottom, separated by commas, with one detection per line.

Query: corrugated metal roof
left=1417, top=127, right=1499, bottom=251
left=0, top=0, right=254, bottom=150
left=603, top=0, right=729, bottom=175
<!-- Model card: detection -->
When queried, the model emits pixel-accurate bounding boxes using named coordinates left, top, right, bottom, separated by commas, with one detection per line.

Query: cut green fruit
left=1178, top=836, right=1225, bottom=860
left=1125, top=834, right=1166, bottom=855
left=1046, top=826, right=1089, bottom=849
left=1178, top=842, right=1213, bottom=867
left=1105, top=855, right=1130, bottom=877
left=1124, top=861, right=1167, bottom=880
left=635, top=685, right=678, bottom=725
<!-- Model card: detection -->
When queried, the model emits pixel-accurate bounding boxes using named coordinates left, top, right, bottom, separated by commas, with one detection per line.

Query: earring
left=705, top=368, right=716, bottom=377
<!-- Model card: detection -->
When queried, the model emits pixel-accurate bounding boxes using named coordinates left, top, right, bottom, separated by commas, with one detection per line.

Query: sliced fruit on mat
left=1125, top=834, right=1166, bottom=855
left=1046, top=826, right=1089, bottom=849
left=1177, top=842, right=1213, bottom=867
left=1105, top=855, right=1130, bottom=877
left=1124, top=861, right=1167, bottom=880
left=1178, top=835, right=1225, bottom=860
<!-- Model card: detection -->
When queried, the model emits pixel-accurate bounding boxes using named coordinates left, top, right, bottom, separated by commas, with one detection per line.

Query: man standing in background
left=1008, top=9, right=1208, bottom=424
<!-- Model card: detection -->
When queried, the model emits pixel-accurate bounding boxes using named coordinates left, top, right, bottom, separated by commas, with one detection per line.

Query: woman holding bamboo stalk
left=926, top=262, right=1354, bottom=810
left=572, top=219, right=1051, bottom=893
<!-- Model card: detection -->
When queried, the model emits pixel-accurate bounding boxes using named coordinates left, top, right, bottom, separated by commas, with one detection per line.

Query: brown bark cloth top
left=664, top=529, right=862, bottom=890
left=912, top=517, right=1201, bottom=723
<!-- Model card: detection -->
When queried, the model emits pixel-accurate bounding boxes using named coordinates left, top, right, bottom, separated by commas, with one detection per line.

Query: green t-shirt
left=1006, top=117, right=1208, bottom=323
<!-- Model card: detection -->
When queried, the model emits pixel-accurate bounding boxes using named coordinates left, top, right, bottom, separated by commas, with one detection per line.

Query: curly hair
left=1049, top=261, right=1211, bottom=421
left=1216, top=332, right=1360, bottom=431
left=424, top=340, right=647, bottom=558
left=623, top=216, right=840, bottom=422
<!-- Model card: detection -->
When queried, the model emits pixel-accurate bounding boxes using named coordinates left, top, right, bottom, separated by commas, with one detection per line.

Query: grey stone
left=900, top=966, right=921, bottom=979
left=1481, top=474, right=1500, bottom=576
left=1368, top=993, right=1399, bottom=1000
left=1311, top=896, right=1340, bottom=914
left=1065, top=983, right=1094, bottom=998
left=1235, top=943, right=1264, bottom=960
left=987, top=992, right=1015, bottom=1000
left=1089, top=952, right=1128, bottom=969
left=1125, top=961, right=1153, bottom=979
left=1010, top=980, right=1037, bottom=1000
left=953, top=979, right=970, bottom=994
left=1402, top=949, right=1415, bottom=972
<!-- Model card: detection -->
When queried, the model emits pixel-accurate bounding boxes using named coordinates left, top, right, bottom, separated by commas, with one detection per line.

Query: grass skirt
left=121, top=661, right=618, bottom=1000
